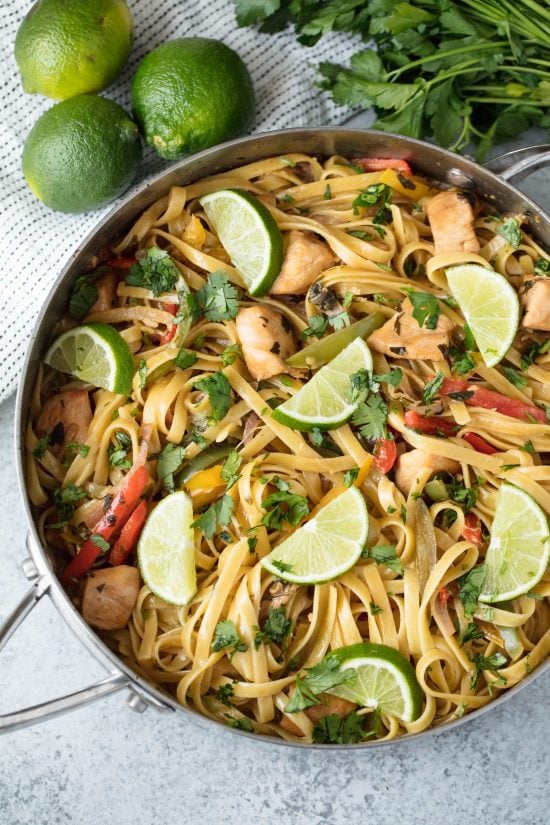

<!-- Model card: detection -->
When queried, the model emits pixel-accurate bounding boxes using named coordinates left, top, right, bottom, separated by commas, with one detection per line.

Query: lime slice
left=446, top=263, right=519, bottom=367
left=44, top=321, right=134, bottom=394
left=199, top=188, right=283, bottom=296
left=260, top=486, right=368, bottom=584
left=479, top=482, right=550, bottom=603
left=272, top=338, right=373, bottom=431
left=137, top=491, right=196, bottom=605
left=328, top=643, right=423, bottom=723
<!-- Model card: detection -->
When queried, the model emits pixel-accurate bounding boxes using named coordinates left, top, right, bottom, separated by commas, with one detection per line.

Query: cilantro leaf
left=194, top=371, right=232, bottom=422
left=470, top=652, right=507, bottom=690
left=302, top=315, right=328, bottom=339
left=261, top=479, right=309, bottom=529
left=458, top=622, right=486, bottom=646
left=447, top=480, right=479, bottom=512
left=254, top=606, right=293, bottom=649
left=534, top=257, right=550, bottom=276
left=343, top=467, right=359, bottom=487
left=194, top=272, right=239, bottom=322
left=405, top=290, right=441, bottom=330
left=497, top=218, right=522, bottom=248
left=221, top=344, right=242, bottom=366
left=351, top=394, right=388, bottom=440
left=90, top=533, right=110, bottom=554
left=449, top=346, right=476, bottom=376
left=157, top=443, right=186, bottom=492
left=68, top=270, right=106, bottom=320
left=503, top=366, right=527, bottom=389
left=221, top=449, right=242, bottom=490
left=32, top=434, right=50, bottom=459
left=312, top=711, right=368, bottom=744
left=211, top=619, right=249, bottom=657
left=138, top=359, right=147, bottom=389
left=271, top=559, right=294, bottom=574
left=108, top=432, right=132, bottom=470
left=457, top=564, right=487, bottom=617
left=364, top=543, right=404, bottom=575
left=422, top=371, right=444, bottom=405
left=213, top=683, right=235, bottom=706
left=284, top=654, right=356, bottom=713
left=53, top=483, right=86, bottom=525
left=192, top=494, right=234, bottom=540
left=175, top=349, right=198, bottom=370
left=65, top=441, right=90, bottom=459
left=126, top=248, right=180, bottom=296
left=352, top=183, right=392, bottom=215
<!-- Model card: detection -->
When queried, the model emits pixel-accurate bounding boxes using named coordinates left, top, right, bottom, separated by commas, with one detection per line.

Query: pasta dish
left=26, top=153, right=550, bottom=744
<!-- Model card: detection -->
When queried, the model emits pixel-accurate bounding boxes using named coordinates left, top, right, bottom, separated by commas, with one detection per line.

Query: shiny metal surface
left=3, top=129, right=550, bottom=743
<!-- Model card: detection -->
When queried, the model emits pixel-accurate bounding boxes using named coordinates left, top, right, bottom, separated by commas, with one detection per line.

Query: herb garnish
left=470, top=652, right=507, bottom=690
left=126, top=248, right=180, bottom=296
left=405, top=290, right=441, bottom=330
left=362, top=543, right=404, bottom=575
left=221, top=449, right=242, bottom=490
left=284, top=654, right=356, bottom=713
left=52, top=483, right=86, bottom=526
left=192, top=494, right=234, bottom=540
left=422, top=371, right=444, bottom=405
left=189, top=271, right=239, bottom=322
left=457, top=564, right=487, bottom=617
left=261, top=477, right=309, bottom=529
left=157, top=443, right=186, bottom=492
left=312, top=712, right=368, bottom=744
left=351, top=394, right=388, bottom=440
left=194, top=371, right=232, bottom=422
left=254, top=606, right=293, bottom=649
left=211, top=619, right=249, bottom=658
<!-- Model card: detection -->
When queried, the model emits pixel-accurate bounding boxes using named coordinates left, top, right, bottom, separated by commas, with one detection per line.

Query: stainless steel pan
left=2, top=129, right=550, bottom=745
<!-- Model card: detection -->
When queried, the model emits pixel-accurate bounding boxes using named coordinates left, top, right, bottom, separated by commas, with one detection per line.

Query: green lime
left=260, top=486, right=368, bottom=584
left=22, top=95, right=142, bottom=213
left=15, top=0, right=133, bottom=100
left=44, top=322, right=134, bottom=394
left=200, top=189, right=283, bottom=296
left=272, top=338, right=373, bottom=431
left=131, top=37, right=255, bottom=159
left=328, top=643, right=423, bottom=723
left=446, top=263, right=519, bottom=367
left=138, top=491, right=196, bottom=605
left=479, top=482, right=550, bottom=603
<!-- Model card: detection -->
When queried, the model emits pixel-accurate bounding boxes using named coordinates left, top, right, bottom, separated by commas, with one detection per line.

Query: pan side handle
left=485, top=145, right=550, bottom=185
left=0, top=577, right=128, bottom=733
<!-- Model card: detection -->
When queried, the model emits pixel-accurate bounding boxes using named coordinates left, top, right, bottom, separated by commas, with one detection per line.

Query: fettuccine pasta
left=27, top=153, right=550, bottom=744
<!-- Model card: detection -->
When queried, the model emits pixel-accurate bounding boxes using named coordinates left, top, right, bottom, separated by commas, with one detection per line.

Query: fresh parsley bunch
left=235, top=0, right=550, bottom=156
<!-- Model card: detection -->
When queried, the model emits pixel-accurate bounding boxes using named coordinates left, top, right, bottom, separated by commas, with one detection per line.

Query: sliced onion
left=497, top=625, right=523, bottom=661
left=414, top=499, right=437, bottom=597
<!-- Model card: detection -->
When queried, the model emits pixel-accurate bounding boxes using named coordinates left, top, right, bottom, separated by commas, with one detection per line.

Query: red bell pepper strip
left=463, top=432, right=498, bottom=455
left=63, top=465, right=149, bottom=582
left=462, top=512, right=484, bottom=547
left=109, top=499, right=148, bottom=566
left=373, top=438, right=397, bottom=474
left=105, top=257, right=137, bottom=269
left=355, top=157, right=412, bottom=174
left=160, top=302, right=178, bottom=345
left=441, top=378, right=546, bottom=423
left=404, top=409, right=458, bottom=436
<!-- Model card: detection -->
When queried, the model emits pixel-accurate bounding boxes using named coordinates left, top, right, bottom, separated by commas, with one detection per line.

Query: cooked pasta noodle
left=28, top=153, right=550, bottom=743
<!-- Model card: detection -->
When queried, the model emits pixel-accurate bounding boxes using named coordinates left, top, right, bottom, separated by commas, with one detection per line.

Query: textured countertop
left=1, top=134, right=550, bottom=825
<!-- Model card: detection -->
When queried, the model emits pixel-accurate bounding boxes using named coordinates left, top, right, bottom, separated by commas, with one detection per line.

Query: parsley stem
left=466, top=96, right=548, bottom=105
left=387, top=42, right=508, bottom=80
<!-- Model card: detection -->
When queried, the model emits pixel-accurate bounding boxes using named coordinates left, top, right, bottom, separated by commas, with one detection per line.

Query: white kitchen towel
left=0, top=0, right=358, bottom=402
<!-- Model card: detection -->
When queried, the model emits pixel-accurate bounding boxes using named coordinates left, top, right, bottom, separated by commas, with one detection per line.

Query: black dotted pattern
left=1, top=0, right=358, bottom=401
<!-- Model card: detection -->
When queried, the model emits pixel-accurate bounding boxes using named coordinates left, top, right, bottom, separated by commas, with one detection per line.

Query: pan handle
left=484, top=144, right=550, bottom=185
left=0, top=576, right=128, bottom=733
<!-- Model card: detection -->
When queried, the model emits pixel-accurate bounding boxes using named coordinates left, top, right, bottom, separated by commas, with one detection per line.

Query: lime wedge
left=328, top=643, right=423, bottom=723
left=44, top=322, right=134, bottom=394
left=260, top=486, right=368, bottom=584
left=446, top=263, right=519, bottom=367
left=199, top=188, right=283, bottom=296
left=479, top=482, right=550, bottom=603
left=137, top=491, right=196, bottom=605
left=272, top=338, right=373, bottom=431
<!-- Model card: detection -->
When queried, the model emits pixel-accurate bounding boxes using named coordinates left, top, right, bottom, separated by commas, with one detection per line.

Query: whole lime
left=22, top=95, right=142, bottom=213
left=15, top=0, right=133, bottom=100
left=131, top=37, right=255, bottom=159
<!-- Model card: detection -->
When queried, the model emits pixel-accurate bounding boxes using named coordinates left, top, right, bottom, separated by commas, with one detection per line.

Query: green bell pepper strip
left=285, top=312, right=385, bottom=369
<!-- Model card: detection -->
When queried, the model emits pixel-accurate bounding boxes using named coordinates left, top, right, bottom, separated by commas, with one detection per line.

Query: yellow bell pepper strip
left=378, top=168, right=431, bottom=200
left=184, top=464, right=226, bottom=509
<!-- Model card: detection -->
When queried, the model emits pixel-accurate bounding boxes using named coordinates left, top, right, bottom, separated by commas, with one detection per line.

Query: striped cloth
left=0, top=0, right=357, bottom=402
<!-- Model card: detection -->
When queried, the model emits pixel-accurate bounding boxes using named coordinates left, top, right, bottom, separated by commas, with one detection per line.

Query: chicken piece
left=36, top=390, right=92, bottom=456
left=394, top=449, right=460, bottom=497
left=270, top=230, right=337, bottom=295
left=368, top=298, right=455, bottom=361
left=520, top=278, right=550, bottom=331
left=88, top=272, right=118, bottom=314
left=236, top=305, right=298, bottom=381
left=81, top=565, right=140, bottom=631
left=279, top=693, right=357, bottom=737
left=426, top=190, right=480, bottom=256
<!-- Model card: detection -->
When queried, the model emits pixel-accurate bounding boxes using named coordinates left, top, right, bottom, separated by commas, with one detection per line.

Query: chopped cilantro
left=363, top=543, right=404, bottom=575
left=284, top=654, right=356, bottom=713
left=221, top=449, right=242, bottom=490
left=351, top=394, right=388, bottom=440
left=192, top=494, right=234, bottom=540
left=312, top=712, right=367, bottom=744
left=193, top=271, right=239, bottom=322
left=52, top=483, right=86, bottom=525
left=254, top=606, right=293, bottom=649
left=261, top=477, right=309, bottom=529
left=463, top=322, right=476, bottom=352
left=68, top=270, right=105, bottom=319
left=271, top=560, right=294, bottom=574
left=221, top=343, right=242, bottom=366
left=126, top=248, right=180, bottom=296
left=311, top=428, right=324, bottom=447
left=369, top=602, right=383, bottom=615
left=503, top=366, right=527, bottom=389
left=534, top=257, right=550, bottom=275
left=352, top=183, right=392, bottom=215
left=157, top=442, right=186, bottom=492
left=108, top=431, right=132, bottom=470
left=302, top=315, right=328, bottom=338
left=496, top=218, right=522, bottom=248
left=247, top=536, right=258, bottom=554
left=65, top=442, right=90, bottom=459
left=228, top=717, right=253, bottom=732
left=470, top=652, right=507, bottom=690
left=521, top=439, right=536, bottom=454
left=405, top=290, right=441, bottom=330
left=447, top=480, right=479, bottom=512
left=175, top=349, right=198, bottom=370
left=90, top=533, right=110, bottom=554
left=449, top=347, right=476, bottom=376
left=422, top=371, right=444, bottom=405
left=343, top=468, right=359, bottom=487
left=211, top=619, right=249, bottom=657
left=323, top=184, right=332, bottom=200
left=194, top=371, right=232, bottom=422
left=458, top=564, right=487, bottom=617
left=138, top=359, right=147, bottom=389
left=458, top=622, right=486, bottom=646
left=214, top=683, right=235, bottom=707
left=32, top=434, right=50, bottom=459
